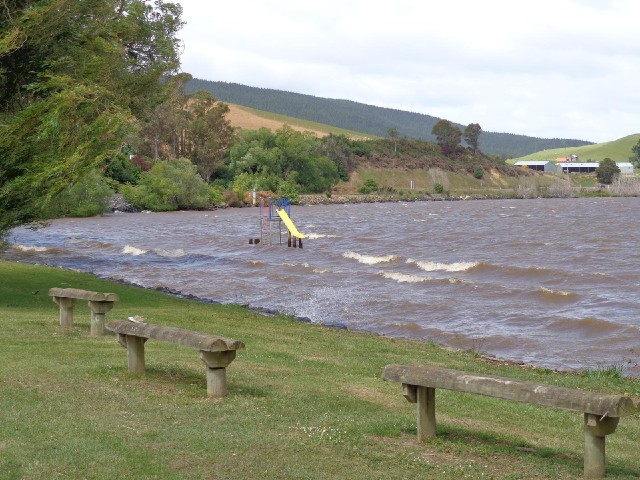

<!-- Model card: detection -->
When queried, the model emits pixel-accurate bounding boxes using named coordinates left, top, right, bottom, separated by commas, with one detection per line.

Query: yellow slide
left=275, top=209, right=306, bottom=239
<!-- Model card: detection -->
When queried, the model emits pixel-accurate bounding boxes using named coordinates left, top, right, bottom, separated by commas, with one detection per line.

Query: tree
left=183, top=91, right=235, bottom=181
left=464, top=123, right=482, bottom=152
left=629, top=139, right=640, bottom=168
left=318, top=133, right=355, bottom=181
left=121, top=159, right=213, bottom=211
left=431, top=119, right=461, bottom=156
left=138, top=75, right=235, bottom=181
left=0, top=0, right=184, bottom=237
left=387, top=127, right=399, bottom=153
left=595, top=158, right=620, bottom=185
left=225, top=126, right=342, bottom=194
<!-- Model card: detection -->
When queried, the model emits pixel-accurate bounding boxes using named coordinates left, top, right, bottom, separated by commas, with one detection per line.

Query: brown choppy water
left=3, top=197, right=640, bottom=374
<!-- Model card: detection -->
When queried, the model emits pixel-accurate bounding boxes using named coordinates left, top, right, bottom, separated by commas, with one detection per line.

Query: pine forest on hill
left=186, top=78, right=594, bottom=158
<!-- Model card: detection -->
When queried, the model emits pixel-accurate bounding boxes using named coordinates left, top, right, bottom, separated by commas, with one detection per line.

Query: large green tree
left=139, top=73, right=235, bottom=182
left=431, top=119, right=461, bottom=156
left=463, top=123, right=482, bottom=152
left=595, top=158, right=620, bottom=185
left=0, top=0, right=183, bottom=236
left=227, top=126, right=342, bottom=195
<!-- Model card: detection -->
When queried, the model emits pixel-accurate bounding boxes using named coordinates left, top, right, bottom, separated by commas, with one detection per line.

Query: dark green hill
left=186, top=78, right=593, bottom=158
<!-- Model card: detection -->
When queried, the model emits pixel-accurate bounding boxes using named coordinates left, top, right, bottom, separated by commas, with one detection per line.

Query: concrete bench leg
left=402, top=384, right=436, bottom=441
left=584, top=414, right=619, bottom=479
left=87, top=300, right=115, bottom=336
left=120, top=334, right=146, bottom=374
left=199, top=350, right=237, bottom=398
left=417, top=386, right=436, bottom=441
left=52, top=297, right=76, bottom=328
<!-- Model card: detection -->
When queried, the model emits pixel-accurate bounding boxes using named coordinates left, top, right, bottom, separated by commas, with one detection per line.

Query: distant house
left=514, top=160, right=555, bottom=172
left=555, top=155, right=578, bottom=163
left=616, top=162, right=634, bottom=174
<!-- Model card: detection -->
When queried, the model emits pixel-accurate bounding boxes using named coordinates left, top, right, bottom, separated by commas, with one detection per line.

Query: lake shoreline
left=97, top=270, right=567, bottom=376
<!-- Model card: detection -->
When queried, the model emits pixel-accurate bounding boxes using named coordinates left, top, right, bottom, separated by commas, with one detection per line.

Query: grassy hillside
left=226, top=103, right=374, bottom=139
left=1, top=259, right=639, bottom=479
left=513, top=134, right=640, bottom=163
left=189, top=79, right=594, bottom=158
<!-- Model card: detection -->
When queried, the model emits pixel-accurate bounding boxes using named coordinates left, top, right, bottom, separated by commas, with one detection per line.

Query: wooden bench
left=382, top=364, right=637, bottom=479
left=49, top=287, right=119, bottom=335
left=106, top=320, right=245, bottom=398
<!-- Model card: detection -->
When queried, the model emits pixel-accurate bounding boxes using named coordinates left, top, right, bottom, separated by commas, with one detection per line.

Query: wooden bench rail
left=107, top=320, right=245, bottom=398
left=382, top=364, right=635, bottom=417
left=382, top=364, right=637, bottom=480
left=107, top=320, right=243, bottom=351
left=49, top=287, right=119, bottom=335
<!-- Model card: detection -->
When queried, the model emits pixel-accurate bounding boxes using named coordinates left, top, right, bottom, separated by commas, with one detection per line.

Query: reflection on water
left=3, top=197, right=640, bottom=374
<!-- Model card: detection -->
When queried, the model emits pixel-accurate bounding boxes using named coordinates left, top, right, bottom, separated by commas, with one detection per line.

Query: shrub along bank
left=1, top=259, right=639, bottom=479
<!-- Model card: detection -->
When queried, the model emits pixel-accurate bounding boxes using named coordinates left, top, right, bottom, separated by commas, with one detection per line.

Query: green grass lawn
left=1, top=259, right=638, bottom=479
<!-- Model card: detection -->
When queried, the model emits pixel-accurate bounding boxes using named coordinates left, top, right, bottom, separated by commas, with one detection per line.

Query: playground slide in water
left=275, top=209, right=306, bottom=239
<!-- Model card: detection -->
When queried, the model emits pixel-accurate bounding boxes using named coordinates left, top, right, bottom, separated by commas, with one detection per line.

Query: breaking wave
left=306, top=233, right=339, bottom=239
left=536, top=287, right=577, bottom=298
left=343, top=251, right=400, bottom=265
left=122, top=245, right=147, bottom=256
left=409, top=259, right=479, bottom=272
left=13, top=245, right=49, bottom=253
left=378, top=271, right=430, bottom=283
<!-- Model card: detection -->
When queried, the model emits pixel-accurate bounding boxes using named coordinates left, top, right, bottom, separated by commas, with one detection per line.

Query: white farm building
left=557, top=162, right=634, bottom=174
left=616, top=162, right=634, bottom=174
left=514, top=161, right=555, bottom=172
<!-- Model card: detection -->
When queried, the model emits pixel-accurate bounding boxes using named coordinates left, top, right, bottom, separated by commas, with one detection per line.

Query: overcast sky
left=176, top=0, right=640, bottom=144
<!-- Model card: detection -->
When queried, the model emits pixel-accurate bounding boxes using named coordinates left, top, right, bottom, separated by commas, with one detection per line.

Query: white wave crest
left=14, top=245, right=48, bottom=252
left=379, top=271, right=429, bottom=283
left=306, top=233, right=339, bottom=239
left=122, top=245, right=147, bottom=256
left=538, top=287, right=576, bottom=297
left=155, top=248, right=186, bottom=258
left=343, top=251, right=399, bottom=265
left=412, top=260, right=478, bottom=272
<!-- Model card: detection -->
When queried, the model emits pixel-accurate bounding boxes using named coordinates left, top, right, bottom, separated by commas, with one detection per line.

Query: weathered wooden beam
left=49, top=288, right=119, bottom=332
left=49, top=288, right=119, bottom=303
left=382, top=364, right=636, bottom=417
left=107, top=320, right=245, bottom=352
left=107, top=321, right=244, bottom=398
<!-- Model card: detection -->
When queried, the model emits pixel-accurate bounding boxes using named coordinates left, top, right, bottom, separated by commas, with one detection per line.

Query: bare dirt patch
left=226, top=104, right=327, bottom=137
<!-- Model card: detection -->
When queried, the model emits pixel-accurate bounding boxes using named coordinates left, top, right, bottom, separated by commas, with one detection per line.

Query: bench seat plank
left=107, top=320, right=244, bottom=398
left=49, top=287, right=119, bottom=302
left=384, top=364, right=636, bottom=479
left=107, top=320, right=244, bottom=352
left=382, top=364, right=635, bottom=417
left=49, top=287, right=119, bottom=334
